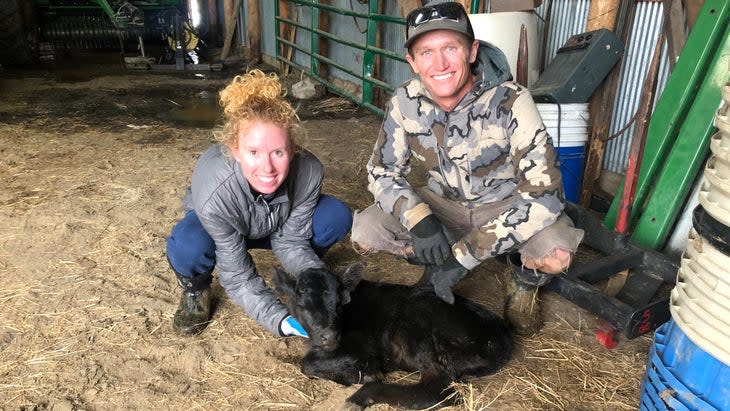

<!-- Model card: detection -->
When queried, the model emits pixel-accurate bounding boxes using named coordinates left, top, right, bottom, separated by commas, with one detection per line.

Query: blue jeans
left=166, top=194, right=352, bottom=289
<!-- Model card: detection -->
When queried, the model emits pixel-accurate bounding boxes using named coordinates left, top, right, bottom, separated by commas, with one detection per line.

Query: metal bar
left=275, top=0, right=282, bottom=68
left=545, top=276, right=636, bottom=334
left=92, top=0, right=125, bottom=28
left=361, top=0, right=378, bottom=108
left=277, top=40, right=395, bottom=92
left=604, top=0, right=730, bottom=233
left=287, top=0, right=403, bottom=23
left=567, top=251, right=645, bottom=283
left=310, top=1, right=321, bottom=76
left=276, top=18, right=404, bottom=62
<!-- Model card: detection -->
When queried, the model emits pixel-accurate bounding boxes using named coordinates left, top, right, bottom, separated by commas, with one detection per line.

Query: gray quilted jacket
left=184, top=144, right=326, bottom=335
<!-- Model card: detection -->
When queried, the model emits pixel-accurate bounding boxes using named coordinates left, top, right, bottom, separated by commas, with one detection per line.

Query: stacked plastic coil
left=640, top=83, right=730, bottom=411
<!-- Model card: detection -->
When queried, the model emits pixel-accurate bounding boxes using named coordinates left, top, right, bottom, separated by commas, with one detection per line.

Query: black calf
left=272, top=262, right=514, bottom=410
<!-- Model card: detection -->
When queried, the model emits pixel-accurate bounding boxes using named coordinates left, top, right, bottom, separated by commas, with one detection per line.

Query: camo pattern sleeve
left=366, top=83, right=435, bottom=230
left=452, top=83, right=565, bottom=270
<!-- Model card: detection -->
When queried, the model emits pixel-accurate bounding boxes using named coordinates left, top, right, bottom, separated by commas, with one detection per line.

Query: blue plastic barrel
left=556, top=145, right=586, bottom=203
left=640, top=320, right=730, bottom=411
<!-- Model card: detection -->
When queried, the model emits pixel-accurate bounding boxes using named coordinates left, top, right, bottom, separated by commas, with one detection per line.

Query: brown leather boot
left=504, top=276, right=542, bottom=336
left=504, top=253, right=552, bottom=336
left=173, top=276, right=212, bottom=335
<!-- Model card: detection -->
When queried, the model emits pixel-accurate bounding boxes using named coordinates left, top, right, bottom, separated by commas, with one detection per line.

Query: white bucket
left=469, top=12, right=540, bottom=88
left=536, top=103, right=590, bottom=148
left=534, top=103, right=589, bottom=202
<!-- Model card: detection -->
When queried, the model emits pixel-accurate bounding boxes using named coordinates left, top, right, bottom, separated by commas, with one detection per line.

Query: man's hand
left=409, top=214, right=453, bottom=265
left=427, top=255, right=469, bottom=304
left=522, top=247, right=572, bottom=274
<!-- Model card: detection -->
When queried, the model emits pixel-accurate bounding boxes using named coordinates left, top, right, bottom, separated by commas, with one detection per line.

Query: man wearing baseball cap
left=351, top=1, right=584, bottom=336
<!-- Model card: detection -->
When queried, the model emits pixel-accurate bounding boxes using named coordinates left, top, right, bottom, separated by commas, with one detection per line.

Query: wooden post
left=278, top=0, right=289, bottom=71
left=516, top=25, right=528, bottom=86
left=223, top=0, right=234, bottom=46
left=663, top=0, right=686, bottom=71
left=207, top=0, right=219, bottom=46
left=220, top=0, right=243, bottom=60
left=318, top=0, right=330, bottom=79
left=283, top=5, right=299, bottom=75
left=246, top=0, right=261, bottom=62
left=398, top=0, right=422, bottom=20
left=683, top=0, right=705, bottom=30
left=578, top=0, right=624, bottom=208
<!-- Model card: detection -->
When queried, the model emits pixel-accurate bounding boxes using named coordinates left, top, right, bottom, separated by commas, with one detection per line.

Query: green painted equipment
left=604, top=0, right=730, bottom=250
left=0, top=0, right=195, bottom=65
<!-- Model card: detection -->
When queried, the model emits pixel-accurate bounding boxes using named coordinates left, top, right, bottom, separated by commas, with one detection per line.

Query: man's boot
left=173, top=273, right=212, bottom=335
left=504, top=252, right=552, bottom=336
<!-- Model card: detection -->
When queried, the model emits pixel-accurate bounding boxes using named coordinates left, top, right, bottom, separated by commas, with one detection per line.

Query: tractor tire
left=0, top=0, right=35, bottom=65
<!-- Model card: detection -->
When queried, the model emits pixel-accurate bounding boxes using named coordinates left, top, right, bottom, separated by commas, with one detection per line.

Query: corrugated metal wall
left=536, top=0, right=590, bottom=65
left=533, top=0, right=670, bottom=174
left=604, top=1, right=670, bottom=174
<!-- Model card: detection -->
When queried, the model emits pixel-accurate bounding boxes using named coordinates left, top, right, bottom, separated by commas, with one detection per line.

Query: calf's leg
left=346, top=368, right=455, bottom=410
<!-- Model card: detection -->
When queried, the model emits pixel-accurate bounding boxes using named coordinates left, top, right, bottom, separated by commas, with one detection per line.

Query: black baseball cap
left=404, top=1, right=475, bottom=49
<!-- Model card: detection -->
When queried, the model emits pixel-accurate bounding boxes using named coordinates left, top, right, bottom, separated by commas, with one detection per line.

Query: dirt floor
left=0, top=57, right=653, bottom=410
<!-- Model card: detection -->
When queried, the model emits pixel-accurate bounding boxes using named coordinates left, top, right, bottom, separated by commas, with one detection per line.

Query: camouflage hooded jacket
left=367, top=40, right=565, bottom=270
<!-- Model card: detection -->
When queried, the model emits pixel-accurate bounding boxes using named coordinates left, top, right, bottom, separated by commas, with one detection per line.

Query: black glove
left=427, top=255, right=469, bottom=304
left=409, top=214, right=453, bottom=265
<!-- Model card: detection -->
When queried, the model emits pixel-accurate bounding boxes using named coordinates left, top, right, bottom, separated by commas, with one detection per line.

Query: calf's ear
left=271, top=267, right=296, bottom=298
left=339, top=261, right=365, bottom=292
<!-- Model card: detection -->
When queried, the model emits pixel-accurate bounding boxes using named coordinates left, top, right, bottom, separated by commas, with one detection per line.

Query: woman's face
left=229, top=120, right=292, bottom=194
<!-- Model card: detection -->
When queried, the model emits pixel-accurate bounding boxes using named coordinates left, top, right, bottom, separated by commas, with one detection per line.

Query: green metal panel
left=362, top=0, right=379, bottom=106
left=630, top=24, right=730, bottom=249
left=604, top=0, right=730, bottom=234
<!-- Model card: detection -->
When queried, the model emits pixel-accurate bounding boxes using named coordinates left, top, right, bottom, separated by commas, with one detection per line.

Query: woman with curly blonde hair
left=166, top=69, right=352, bottom=337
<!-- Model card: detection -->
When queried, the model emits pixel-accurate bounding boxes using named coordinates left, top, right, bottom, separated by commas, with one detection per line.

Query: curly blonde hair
left=214, top=69, right=301, bottom=154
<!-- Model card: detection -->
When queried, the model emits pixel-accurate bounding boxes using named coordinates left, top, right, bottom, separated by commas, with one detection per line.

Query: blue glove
left=410, top=214, right=453, bottom=266
left=427, top=255, right=469, bottom=304
left=280, top=315, right=309, bottom=338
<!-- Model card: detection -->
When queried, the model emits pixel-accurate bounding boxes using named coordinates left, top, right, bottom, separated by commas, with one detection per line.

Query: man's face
left=406, top=30, right=479, bottom=112
left=229, top=120, right=292, bottom=195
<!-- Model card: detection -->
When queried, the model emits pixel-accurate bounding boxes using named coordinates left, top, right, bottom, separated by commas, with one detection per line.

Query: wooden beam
left=318, top=0, right=330, bottom=79
left=683, top=0, right=705, bottom=31
left=220, top=0, right=242, bottom=60
left=246, top=0, right=261, bottom=62
left=398, top=0, right=422, bottom=19
left=207, top=0, right=219, bottom=46
left=284, top=5, right=299, bottom=75
left=663, top=0, right=686, bottom=71
left=223, top=0, right=234, bottom=46
left=586, top=0, right=621, bottom=29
